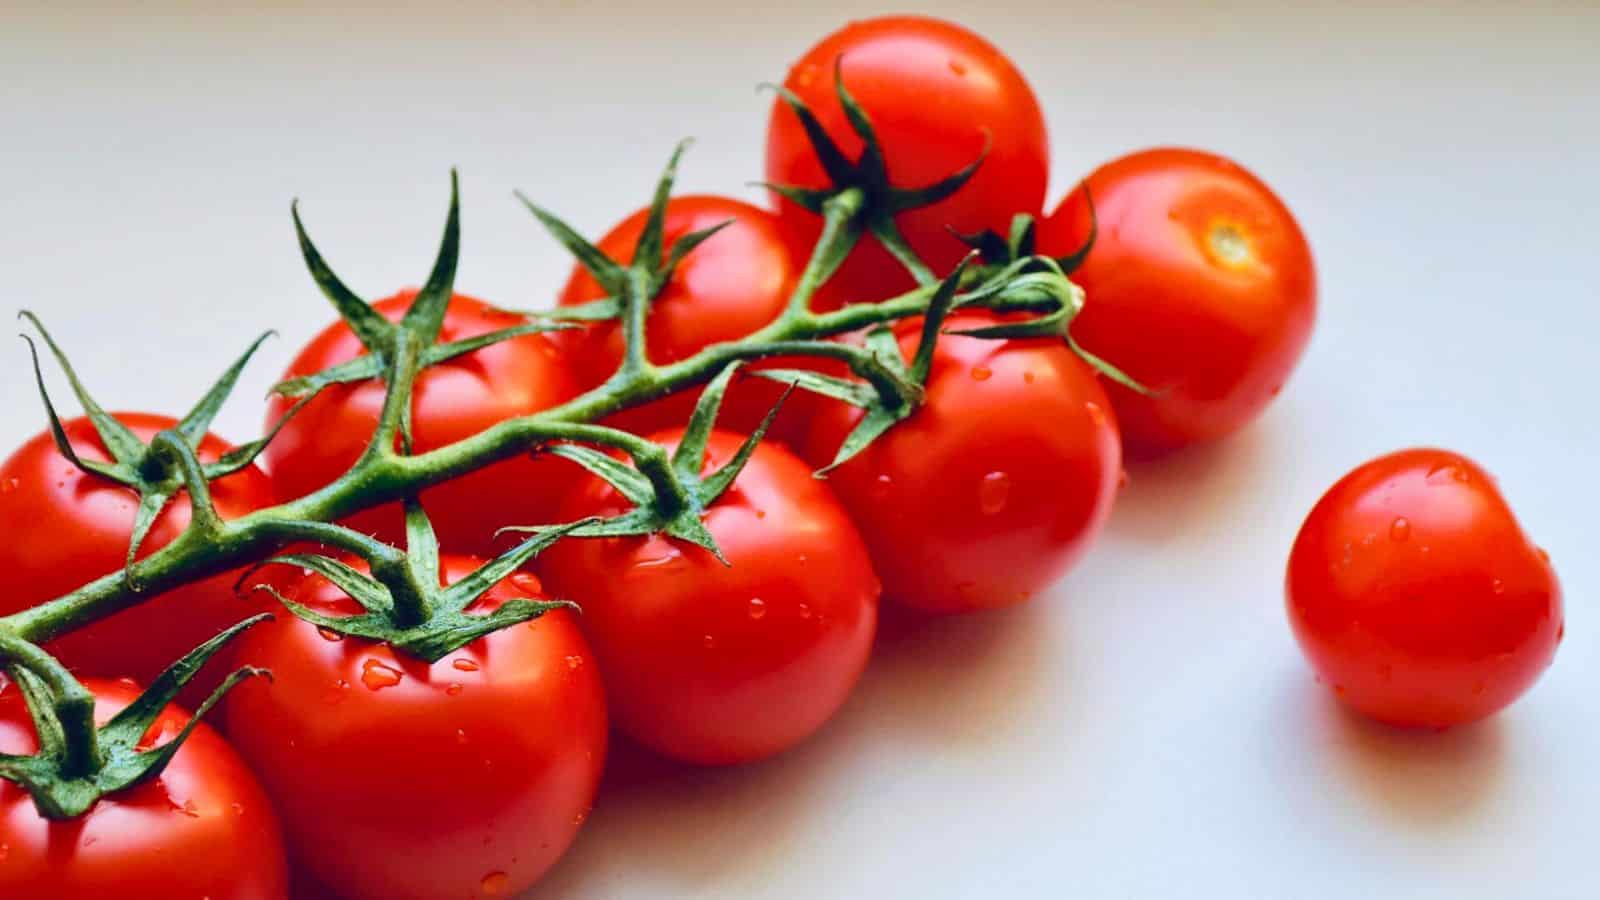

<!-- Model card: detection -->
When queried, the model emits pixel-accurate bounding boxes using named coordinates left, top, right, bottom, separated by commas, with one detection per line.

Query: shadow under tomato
left=1293, top=676, right=1507, bottom=828
left=1105, top=421, right=1273, bottom=545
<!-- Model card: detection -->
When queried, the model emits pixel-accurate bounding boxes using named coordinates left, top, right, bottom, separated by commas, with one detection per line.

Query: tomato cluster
left=0, top=13, right=1562, bottom=900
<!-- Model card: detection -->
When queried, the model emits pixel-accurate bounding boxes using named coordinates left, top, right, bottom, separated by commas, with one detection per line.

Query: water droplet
left=1333, top=684, right=1347, bottom=697
left=798, top=603, right=812, bottom=619
left=361, top=659, right=402, bottom=691
left=1117, top=469, right=1129, bottom=490
left=1537, top=547, right=1551, bottom=564
left=509, top=572, right=544, bottom=596
left=636, top=548, right=684, bottom=570
left=452, top=658, right=479, bottom=672
left=702, top=634, right=717, bottom=649
left=564, top=655, right=584, bottom=670
left=1472, top=681, right=1487, bottom=697
left=1426, top=462, right=1471, bottom=485
left=1389, top=517, right=1411, bottom=542
left=1269, top=384, right=1282, bottom=397
left=748, top=597, right=767, bottom=620
left=978, top=471, right=1011, bottom=515
left=446, top=683, right=464, bottom=696
left=573, top=808, right=590, bottom=827
left=947, top=58, right=967, bottom=76
left=755, top=509, right=766, bottom=519
left=969, top=365, right=992, bottom=381
left=456, top=728, right=469, bottom=745
left=794, top=62, right=819, bottom=89
left=317, top=627, right=344, bottom=643
left=180, top=800, right=200, bottom=818
left=1, top=843, right=10, bottom=861
left=1022, top=371, right=1035, bottom=384
left=1084, top=401, right=1108, bottom=426
left=231, top=803, right=245, bottom=817
left=117, top=677, right=139, bottom=690
left=481, top=871, right=511, bottom=896
left=0, top=477, right=17, bottom=494
left=322, top=680, right=349, bottom=706
left=1557, top=623, right=1566, bottom=643
left=1492, top=578, right=1505, bottom=595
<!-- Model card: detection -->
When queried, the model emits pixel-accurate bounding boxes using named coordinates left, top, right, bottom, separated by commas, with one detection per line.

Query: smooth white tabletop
left=3, top=3, right=1596, bottom=898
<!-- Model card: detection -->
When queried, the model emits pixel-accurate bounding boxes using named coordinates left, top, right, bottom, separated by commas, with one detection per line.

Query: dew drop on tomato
left=748, top=597, right=767, bottom=620
left=970, top=365, right=992, bottom=381
left=1389, top=517, right=1411, bottom=542
left=361, top=659, right=403, bottom=691
left=317, top=627, right=344, bottom=643
left=481, top=871, right=510, bottom=896
left=978, top=471, right=1011, bottom=515
left=452, top=658, right=480, bottom=672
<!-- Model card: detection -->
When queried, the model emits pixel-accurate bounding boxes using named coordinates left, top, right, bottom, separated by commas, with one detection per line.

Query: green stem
left=0, top=630, right=102, bottom=777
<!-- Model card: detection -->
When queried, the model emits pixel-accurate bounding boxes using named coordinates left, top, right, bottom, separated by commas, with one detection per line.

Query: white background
left=3, top=2, right=1597, bottom=898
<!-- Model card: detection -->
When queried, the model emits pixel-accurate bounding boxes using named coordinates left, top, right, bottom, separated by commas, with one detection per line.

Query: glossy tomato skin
left=264, top=291, right=577, bottom=554
left=765, top=15, right=1049, bottom=307
left=558, top=194, right=827, bottom=447
left=539, top=430, right=879, bottom=765
left=804, top=314, right=1121, bottom=614
left=1039, top=148, right=1316, bottom=456
left=0, top=414, right=274, bottom=694
left=1286, top=449, right=1562, bottom=728
left=223, top=557, right=606, bottom=900
left=0, top=678, right=289, bottom=900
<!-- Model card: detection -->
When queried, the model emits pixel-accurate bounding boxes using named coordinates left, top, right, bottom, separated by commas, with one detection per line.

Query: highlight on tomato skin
left=263, top=289, right=579, bottom=555
left=1285, top=448, right=1563, bottom=729
left=1039, top=147, right=1317, bottom=457
left=802, top=313, right=1122, bottom=616
left=0, top=414, right=276, bottom=702
left=0, top=678, right=291, bottom=900
left=765, top=14, right=1050, bottom=307
left=222, top=556, right=607, bottom=900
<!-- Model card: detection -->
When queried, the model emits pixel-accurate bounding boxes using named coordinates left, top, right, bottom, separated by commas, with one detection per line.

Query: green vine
left=0, top=68, right=1123, bottom=820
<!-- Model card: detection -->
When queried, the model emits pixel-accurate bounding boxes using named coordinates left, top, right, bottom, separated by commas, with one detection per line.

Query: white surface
left=3, top=2, right=1597, bottom=898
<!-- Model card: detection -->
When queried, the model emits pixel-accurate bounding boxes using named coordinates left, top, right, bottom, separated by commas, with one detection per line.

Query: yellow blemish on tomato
left=1205, top=220, right=1254, bottom=270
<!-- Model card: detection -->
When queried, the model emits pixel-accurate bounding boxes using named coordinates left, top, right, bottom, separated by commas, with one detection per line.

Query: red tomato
left=1286, top=449, right=1562, bottom=728
left=0, top=677, right=289, bottom=900
left=223, top=557, right=606, bottom=900
left=765, top=15, right=1049, bottom=306
left=264, top=290, right=577, bottom=553
left=1038, top=148, right=1316, bottom=455
left=558, top=195, right=824, bottom=445
left=539, top=430, right=879, bottom=765
left=804, top=314, right=1121, bottom=614
left=0, top=414, right=274, bottom=694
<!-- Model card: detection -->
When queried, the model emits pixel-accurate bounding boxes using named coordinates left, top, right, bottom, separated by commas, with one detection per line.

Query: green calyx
left=507, top=362, right=791, bottom=565
left=761, top=57, right=988, bottom=286
left=513, top=141, right=734, bottom=375
left=274, top=170, right=575, bottom=404
left=243, top=500, right=590, bottom=663
left=0, top=616, right=268, bottom=820
left=19, top=312, right=295, bottom=587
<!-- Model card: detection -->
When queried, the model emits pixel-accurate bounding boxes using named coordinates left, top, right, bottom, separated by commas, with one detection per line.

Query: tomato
left=264, top=290, right=577, bottom=554
left=0, top=414, right=274, bottom=695
left=557, top=195, right=825, bottom=445
left=539, top=429, right=879, bottom=765
left=223, top=557, right=606, bottom=900
left=765, top=15, right=1049, bottom=307
left=1038, top=148, right=1316, bottom=456
left=1286, top=449, right=1563, bottom=728
left=803, top=314, right=1121, bottom=614
left=1, top=677, right=289, bottom=900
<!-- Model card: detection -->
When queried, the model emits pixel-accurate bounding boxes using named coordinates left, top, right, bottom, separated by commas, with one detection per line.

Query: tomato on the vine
left=1, top=677, right=289, bottom=900
left=558, top=195, right=825, bottom=446
left=264, top=290, right=577, bottom=553
left=539, top=429, right=879, bottom=765
left=0, top=414, right=275, bottom=693
left=1038, top=147, right=1316, bottom=456
left=223, top=556, right=606, bottom=900
left=1286, top=449, right=1562, bottom=728
left=765, top=15, right=1049, bottom=306
left=804, top=313, right=1121, bottom=615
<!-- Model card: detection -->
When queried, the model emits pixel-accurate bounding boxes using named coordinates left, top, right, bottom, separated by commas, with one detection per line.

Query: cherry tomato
left=539, top=429, right=879, bottom=765
left=264, top=290, right=577, bottom=554
left=1038, top=148, right=1316, bottom=455
left=223, top=557, right=606, bottom=899
left=1286, top=449, right=1562, bottom=728
left=0, top=414, right=274, bottom=695
left=1, top=677, right=289, bottom=900
left=558, top=195, right=825, bottom=445
left=766, top=15, right=1049, bottom=307
left=803, top=314, right=1121, bottom=614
